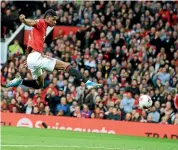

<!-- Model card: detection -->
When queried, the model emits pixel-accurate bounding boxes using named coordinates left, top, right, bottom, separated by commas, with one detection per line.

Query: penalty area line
left=1, top=144, right=138, bottom=150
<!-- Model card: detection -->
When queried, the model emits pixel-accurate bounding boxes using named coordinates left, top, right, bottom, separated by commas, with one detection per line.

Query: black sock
left=22, top=80, right=41, bottom=89
left=66, top=66, right=88, bottom=83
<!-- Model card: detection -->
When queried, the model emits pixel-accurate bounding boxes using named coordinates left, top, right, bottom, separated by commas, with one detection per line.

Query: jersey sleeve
left=35, top=19, right=45, bottom=29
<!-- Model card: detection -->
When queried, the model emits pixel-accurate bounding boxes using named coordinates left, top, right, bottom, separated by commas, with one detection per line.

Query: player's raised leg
left=54, top=60, right=102, bottom=90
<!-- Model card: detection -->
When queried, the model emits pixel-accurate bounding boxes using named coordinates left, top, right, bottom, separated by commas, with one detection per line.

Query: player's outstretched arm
left=19, top=14, right=37, bottom=27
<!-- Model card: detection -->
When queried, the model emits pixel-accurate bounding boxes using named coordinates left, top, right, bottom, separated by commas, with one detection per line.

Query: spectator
left=164, top=101, right=173, bottom=116
left=1, top=99, right=8, bottom=112
left=120, top=92, right=135, bottom=114
left=98, top=101, right=107, bottom=113
left=16, top=96, right=24, bottom=113
left=25, top=99, right=33, bottom=114
left=81, top=104, right=91, bottom=118
left=83, top=89, right=96, bottom=110
left=56, top=97, right=69, bottom=116
left=33, top=106, right=39, bottom=115
left=8, top=98, right=16, bottom=112
left=2, top=9, right=16, bottom=38
left=70, top=100, right=78, bottom=114
left=132, top=112, right=141, bottom=122
left=12, top=106, right=18, bottom=113
left=148, top=106, right=160, bottom=123
left=45, top=90, right=60, bottom=114
left=10, top=5, right=19, bottom=20
left=140, top=110, right=148, bottom=123
left=72, top=106, right=81, bottom=118
left=147, top=115, right=154, bottom=123
left=125, top=113, right=132, bottom=122
left=154, top=101, right=161, bottom=112
left=75, top=82, right=85, bottom=103
left=43, top=106, right=53, bottom=116
left=92, top=107, right=104, bottom=119
left=107, top=107, right=121, bottom=120
left=160, top=116, right=169, bottom=124
left=156, top=66, right=170, bottom=85
left=126, top=79, right=140, bottom=97
left=39, top=102, right=45, bottom=114
left=33, top=9, right=42, bottom=19
left=152, top=88, right=164, bottom=104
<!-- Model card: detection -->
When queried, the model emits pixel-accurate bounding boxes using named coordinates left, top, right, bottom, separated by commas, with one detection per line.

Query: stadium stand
left=1, top=1, right=178, bottom=125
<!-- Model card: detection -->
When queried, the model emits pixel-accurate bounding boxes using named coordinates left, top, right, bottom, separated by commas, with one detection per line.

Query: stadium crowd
left=1, top=1, right=178, bottom=125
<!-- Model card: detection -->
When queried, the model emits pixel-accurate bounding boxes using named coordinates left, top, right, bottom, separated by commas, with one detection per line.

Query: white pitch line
left=1, top=145, right=138, bottom=150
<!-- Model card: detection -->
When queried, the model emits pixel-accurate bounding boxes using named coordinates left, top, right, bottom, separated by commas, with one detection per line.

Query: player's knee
left=36, top=80, right=44, bottom=88
left=55, top=60, right=70, bottom=70
left=40, top=80, right=44, bottom=88
left=65, top=62, right=70, bottom=69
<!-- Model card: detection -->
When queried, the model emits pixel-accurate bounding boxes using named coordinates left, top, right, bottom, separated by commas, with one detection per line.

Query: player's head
left=44, top=9, right=57, bottom=27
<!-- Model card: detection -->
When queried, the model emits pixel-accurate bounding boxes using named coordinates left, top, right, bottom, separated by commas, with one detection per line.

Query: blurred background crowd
left=1, top=1, right=178, bottom=125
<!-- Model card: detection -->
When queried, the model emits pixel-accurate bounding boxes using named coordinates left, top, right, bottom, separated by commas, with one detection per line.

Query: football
left=138, top=95, right=153, bottom=109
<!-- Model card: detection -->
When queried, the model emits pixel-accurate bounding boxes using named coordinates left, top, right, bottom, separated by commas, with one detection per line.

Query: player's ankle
left=85, top=80, right=91, bottom=84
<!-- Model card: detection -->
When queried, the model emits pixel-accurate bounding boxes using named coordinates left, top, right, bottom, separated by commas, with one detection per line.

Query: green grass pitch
left=1, top=126, right=178, bottom=150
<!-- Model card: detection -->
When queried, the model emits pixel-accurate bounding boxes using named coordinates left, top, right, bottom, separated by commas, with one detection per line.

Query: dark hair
left=44, top=9, right=57, bottom=18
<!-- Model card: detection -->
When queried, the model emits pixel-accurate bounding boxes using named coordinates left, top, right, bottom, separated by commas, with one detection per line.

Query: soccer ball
left=138, top=95, right=153, bottom=109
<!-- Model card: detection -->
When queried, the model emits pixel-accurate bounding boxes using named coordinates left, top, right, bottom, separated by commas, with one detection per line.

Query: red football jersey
left=27, top=19, right=48, bottom=53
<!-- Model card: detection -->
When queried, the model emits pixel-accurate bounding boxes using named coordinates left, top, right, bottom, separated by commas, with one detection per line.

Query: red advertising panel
left=1, top=113, right=178, bottom=139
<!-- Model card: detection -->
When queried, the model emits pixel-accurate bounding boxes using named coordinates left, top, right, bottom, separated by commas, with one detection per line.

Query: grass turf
left=1, top=126, right=178, bottom=150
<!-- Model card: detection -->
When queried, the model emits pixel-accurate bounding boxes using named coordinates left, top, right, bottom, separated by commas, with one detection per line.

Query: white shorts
left=27, top=51, right=57, bottom=79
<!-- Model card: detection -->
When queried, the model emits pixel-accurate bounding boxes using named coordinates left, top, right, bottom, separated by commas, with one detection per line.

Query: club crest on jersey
left=29, top=34, right=31, bottom=40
